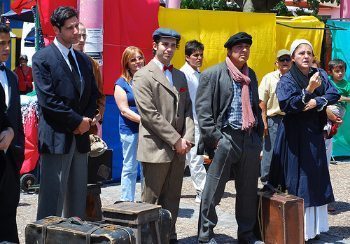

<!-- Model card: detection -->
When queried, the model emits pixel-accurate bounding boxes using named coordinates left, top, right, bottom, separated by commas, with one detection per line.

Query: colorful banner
left=276, top=16, right=324, bottom=60
left=158, top=8, right=276, bottom=82
left=11, top=0, right=36, bottom=14
left=327, top=20, right=350, bottom=157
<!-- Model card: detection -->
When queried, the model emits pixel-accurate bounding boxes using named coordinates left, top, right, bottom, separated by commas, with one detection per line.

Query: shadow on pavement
left=329, top=201, right=350, bottom=215
left=328, top=226, right=350, bottom=240
left=178, top=208, right=195, bottom=218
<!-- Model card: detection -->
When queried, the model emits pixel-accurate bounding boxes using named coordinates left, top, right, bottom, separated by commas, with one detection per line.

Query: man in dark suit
left=196, top=32, right=264, bottom=244
left=0, top=23, right=24, bottom=243
left=33, top=6, right=98, bottom=220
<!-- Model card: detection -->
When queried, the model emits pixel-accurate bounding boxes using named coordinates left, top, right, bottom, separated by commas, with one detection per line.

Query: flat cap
left=224, top=32, right=252, bottom=49
left=152, top=28, right=181, bottom=41
left=276, top=49, right=291, bottom=58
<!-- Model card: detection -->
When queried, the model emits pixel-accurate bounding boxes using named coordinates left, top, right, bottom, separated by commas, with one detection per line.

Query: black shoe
left=239, top=236, right=265, bottom=244
left=170, top=239, right=178, bottom=244
left=198, top=238, right=218, bottom=244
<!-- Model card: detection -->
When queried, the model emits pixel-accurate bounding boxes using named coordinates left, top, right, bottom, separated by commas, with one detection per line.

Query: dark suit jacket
left=195, top=61, right=263, bottom=158
left=3, top=68, right=24, bottom=170
left=0, top=68, right=22, bottom=243
left=32, top=43, right=98, bottom=154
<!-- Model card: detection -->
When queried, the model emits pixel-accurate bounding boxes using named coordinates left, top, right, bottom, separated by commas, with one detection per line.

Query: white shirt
left=152, top=58, right=173, bottom=86
left=53, top=38, right=82, bottom=80
left=180, top=62, right=200, bottom=122
left=0, top=66, right=9, bottom=107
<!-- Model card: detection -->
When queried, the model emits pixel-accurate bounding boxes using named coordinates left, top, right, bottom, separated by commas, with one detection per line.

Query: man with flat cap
left=132, top=27, right=194, bottom=243
left=259, top=49, right=292, bottom=184
left=196, top=32, right=264, bottom=244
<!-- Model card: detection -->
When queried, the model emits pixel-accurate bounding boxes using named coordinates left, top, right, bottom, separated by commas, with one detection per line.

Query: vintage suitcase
left=102, top=202, right=172, bottom=244
left=88, top=149, right=112, bottom=184
left=25, top=216, right=136, bottom=244
left=141, top=208, right=172, bottom=244
left=256, top=191, right=304, bottom=244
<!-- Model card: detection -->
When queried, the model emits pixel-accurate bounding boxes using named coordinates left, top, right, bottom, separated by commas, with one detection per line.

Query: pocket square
left=179, top=87, right=187, bottom=92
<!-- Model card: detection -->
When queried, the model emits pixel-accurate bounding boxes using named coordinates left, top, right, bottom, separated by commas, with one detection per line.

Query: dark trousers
left=260, top=116, right=283, bottom=183
left=197, top=126, right=262, bottom=242
left=0, top=152, right=20, bottom=243
left=142, top=154, right=185, bottom=240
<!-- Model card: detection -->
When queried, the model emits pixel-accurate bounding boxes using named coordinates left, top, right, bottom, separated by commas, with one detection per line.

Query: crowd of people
left=0, top=4, right=348, bottom=244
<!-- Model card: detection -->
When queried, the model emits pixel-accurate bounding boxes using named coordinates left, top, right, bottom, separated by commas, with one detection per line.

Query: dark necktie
left=68, top=51, right=81, bottom=94
left=163, top=64, right=173, bottom=72
left=0, top=64, right=5, bottom=71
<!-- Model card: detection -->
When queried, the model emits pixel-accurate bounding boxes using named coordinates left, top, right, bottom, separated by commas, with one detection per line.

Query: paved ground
left=17, top=162, right=350, bottom=243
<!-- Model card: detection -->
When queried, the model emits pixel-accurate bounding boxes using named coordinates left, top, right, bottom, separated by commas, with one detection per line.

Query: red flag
left=103, top=0, right=159, bottom=94
left=37, top=0, right=77, bottom=43
left=11, top=0, right=36, bottom=14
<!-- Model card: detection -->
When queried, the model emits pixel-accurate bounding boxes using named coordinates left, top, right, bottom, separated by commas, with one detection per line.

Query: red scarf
left=226, top=57, right=255, bottom=130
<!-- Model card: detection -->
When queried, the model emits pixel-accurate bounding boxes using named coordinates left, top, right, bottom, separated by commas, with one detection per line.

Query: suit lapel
left=149, top=61, right=176, bottom=96
left=50, top=44, right=81, bottom=95
left=74, top=51, right=86, bottom=97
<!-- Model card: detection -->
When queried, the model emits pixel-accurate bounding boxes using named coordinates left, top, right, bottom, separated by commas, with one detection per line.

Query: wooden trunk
left=25, top=216, right=136, bottom=244
left=102, top=202, right=171, bottom=244
left=257, top=191, right=304, bottom=244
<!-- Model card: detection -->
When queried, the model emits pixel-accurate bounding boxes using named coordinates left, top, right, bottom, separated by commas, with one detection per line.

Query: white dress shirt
left=180, top=62, right=200, bottom=122
left=53, top=38, right=82, bottom=80
left=152, top=58, right=173, bottom=86
left=0, top=66, right=9, bottom=107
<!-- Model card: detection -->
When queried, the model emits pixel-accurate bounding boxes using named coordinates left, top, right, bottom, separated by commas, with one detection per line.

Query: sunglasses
left=278, top=57, right=291, bottom=62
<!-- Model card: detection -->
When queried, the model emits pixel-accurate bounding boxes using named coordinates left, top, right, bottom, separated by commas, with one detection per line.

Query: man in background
left=180, top=40, right=206, bottom=203
left=73, top=22, right=105, bottom=135
left=258, top=49, right=292, bottom=184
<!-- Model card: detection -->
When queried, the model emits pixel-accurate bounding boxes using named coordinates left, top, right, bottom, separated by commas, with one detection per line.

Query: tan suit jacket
left=133, top=60, right=194, bottom=163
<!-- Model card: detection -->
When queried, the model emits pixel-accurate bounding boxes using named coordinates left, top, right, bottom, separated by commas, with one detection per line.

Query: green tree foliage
left=181, top=0, right=340, bottom=16
left=180, top=0, right=240, bottom=11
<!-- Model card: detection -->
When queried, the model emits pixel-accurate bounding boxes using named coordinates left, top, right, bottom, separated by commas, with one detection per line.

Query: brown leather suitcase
left=256, top=191, right=304, bottom=244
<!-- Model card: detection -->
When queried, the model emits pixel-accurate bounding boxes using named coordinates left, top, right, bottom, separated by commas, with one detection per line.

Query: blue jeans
left=120, top=133, right=142, bottom=201
left=260, top=115, right=283, bottom=183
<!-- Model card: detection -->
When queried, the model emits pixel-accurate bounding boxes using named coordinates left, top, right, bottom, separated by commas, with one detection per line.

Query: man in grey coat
left=196, top=32, right=264, bottom=244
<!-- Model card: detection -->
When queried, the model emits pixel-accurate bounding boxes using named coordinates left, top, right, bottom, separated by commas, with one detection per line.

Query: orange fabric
left=14, top=66, right=33, bottom=93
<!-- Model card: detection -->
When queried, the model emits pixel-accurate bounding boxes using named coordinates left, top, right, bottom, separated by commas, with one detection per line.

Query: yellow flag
left=158, top=7, right=276, bottom=82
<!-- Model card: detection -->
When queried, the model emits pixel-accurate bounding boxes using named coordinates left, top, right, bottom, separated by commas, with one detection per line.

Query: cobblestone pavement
left=17, top=163, right=350, bottom=243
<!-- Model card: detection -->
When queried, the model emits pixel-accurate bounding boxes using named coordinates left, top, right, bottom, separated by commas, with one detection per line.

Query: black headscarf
left=289, top=63, right=325, bottom=96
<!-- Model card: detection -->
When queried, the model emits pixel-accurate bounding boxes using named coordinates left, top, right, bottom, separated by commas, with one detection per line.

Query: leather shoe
left=239, top=236, right=265, bottom=244
left=170, top=239, right=178, bottom=244
left=198, top=238, right=218, bottom=244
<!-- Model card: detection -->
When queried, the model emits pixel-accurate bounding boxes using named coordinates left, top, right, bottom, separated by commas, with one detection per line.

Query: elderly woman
left=268, top=39, right=340, bottom=241
left=114, top=46, right=145, bottom=201
left=14, top=54, right=33, bottom=94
